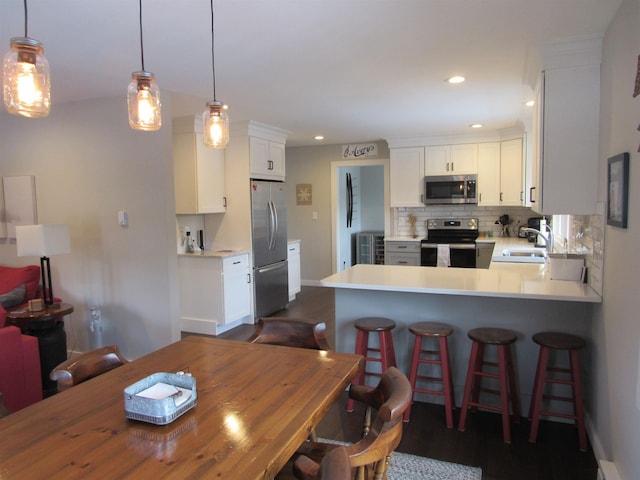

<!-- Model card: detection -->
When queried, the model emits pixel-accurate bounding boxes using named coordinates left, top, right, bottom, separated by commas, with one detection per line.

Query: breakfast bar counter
left=320, top=263, right=600, bottom=413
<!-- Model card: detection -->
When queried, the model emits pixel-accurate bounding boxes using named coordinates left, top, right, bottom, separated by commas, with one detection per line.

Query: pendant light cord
left=210, top=0, right=217, bottom=101
left=139, top=0, right=145, bottom=71
left=23, top=0, right=28, bottom=37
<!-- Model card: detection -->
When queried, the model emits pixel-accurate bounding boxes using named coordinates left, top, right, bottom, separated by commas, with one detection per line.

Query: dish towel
left=437, top=244, right=451, bottom=267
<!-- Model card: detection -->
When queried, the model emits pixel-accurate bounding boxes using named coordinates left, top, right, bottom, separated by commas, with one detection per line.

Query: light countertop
left=178, top=249, right=249, bottom=258
left=319, top=263, right=601, bottom=303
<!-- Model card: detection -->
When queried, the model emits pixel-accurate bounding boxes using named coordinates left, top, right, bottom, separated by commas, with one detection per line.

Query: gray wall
left=591, top=0, right=640, bottom=476
left=0, top=97, right=180, bottom=359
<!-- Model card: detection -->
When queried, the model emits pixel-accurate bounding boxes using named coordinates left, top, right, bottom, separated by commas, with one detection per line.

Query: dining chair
left=50, top=344, right=128, bottom=392
left=247, top=317, right=331, bottom=351
left=291, top=366, right=412, bottom=480
left=293, top=446, right=352, bottom=480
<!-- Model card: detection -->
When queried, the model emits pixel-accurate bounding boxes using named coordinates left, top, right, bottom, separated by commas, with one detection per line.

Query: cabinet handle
left=479, top=193, right=482, bottom=202
left=223, top=196, right=227, bottom=207
left=247, top=273, right=251, bottom=283
left=268, top=160, right=274, bottom=170
left=500, top=192, right=503, bottom=202
left=520, top=191, right=523, bottom=202
left=398, top=245, right=407, bottom=249
left=446, top=162, right=450, bottom=172
left=451, top=162, right=454, bottom=171
left=399, top=261, right=408, bottom=264
left=529, top=186, right=536, bottom=203
left=233, top=260, right=241, bottom=265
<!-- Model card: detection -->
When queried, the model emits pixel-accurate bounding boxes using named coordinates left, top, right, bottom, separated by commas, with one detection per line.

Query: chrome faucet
left=524, top=225, right=554, bottom=253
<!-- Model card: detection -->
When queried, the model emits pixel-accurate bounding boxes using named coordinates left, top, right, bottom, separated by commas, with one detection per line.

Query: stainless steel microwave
left=424, top=175, right=477, bottom=205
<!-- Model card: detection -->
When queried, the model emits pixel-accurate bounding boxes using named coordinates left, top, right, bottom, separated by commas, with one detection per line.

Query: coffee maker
left=527, top=217, right=544, bottom=243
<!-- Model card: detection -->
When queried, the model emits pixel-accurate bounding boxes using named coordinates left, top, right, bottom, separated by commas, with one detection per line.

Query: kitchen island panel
left=333, top=287, right=592, bottom=415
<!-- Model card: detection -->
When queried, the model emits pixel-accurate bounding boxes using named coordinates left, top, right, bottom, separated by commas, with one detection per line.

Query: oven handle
left=421, top=243, right=476, bottom=249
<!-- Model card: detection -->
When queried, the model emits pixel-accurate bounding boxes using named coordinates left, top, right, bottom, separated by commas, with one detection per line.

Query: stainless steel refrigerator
left=251, top=180, right=289, bottom=318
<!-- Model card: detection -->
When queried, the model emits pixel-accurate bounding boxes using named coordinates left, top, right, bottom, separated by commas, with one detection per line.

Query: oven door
left=449, top=244, right=477, bottom=268
left=421, top=242, right=476, bottom=267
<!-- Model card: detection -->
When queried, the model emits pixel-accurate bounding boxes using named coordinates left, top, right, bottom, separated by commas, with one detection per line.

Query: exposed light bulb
left=3, top=37, right=50, bottom=118
left=203, top=100, right=229, bottom=148
left=128, top=71, right=161, bottom=131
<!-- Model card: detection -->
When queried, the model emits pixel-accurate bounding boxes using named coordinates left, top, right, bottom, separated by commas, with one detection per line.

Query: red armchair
left=0, top=326, right=42, bottom=411
left=0, top=265, right=45, bottom=412
left=0, top=265, right=42, bottom=328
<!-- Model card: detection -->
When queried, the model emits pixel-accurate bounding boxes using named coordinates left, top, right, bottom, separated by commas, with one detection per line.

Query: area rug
left=387, top=450, right=482, bottom=480
left=318, top=439, right=481, bottom=480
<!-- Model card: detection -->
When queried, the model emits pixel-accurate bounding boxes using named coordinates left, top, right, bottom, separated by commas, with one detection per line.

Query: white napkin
left=437, top=244, right=450, bottom=267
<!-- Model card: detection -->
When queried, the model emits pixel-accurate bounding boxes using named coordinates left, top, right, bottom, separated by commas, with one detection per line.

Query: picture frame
left=607, top=152, right=630, bottom=228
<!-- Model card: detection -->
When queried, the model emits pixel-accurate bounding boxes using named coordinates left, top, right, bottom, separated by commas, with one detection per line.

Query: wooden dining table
left=0, top=336, right=362, bottom=479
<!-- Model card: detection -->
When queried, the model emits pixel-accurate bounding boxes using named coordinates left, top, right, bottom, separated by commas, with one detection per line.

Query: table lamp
left=16, top=224, right=71, bottom=306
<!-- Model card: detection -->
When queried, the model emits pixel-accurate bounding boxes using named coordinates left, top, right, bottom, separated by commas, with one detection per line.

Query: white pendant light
left=202, top=0, right=229, bottom=148
left=3, top=1, right=51, bottom=118
left=128, top=0, right=161, bottom=131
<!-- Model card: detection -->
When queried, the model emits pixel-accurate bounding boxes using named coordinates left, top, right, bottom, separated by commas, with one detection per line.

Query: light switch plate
left=118, top=210, right=128, bottom=227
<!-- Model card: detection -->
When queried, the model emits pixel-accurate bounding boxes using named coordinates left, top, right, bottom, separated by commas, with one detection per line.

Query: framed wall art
left=607, top=152, right=629, bottom=228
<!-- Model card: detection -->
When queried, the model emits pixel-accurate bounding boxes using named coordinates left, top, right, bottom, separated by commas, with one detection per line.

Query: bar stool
left=528, top=331, right=587, bottom=451
left=458, top=327, right=520, bottom=444
left=346, top=317, right=397, bottom=412
left=404, top=321, right=455, bottom=427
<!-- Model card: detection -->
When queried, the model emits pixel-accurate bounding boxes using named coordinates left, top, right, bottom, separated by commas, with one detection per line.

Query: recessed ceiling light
left=314, top=135, right=324, bottom=141
left=470, top=123, right=483, bottom=129
left=447, top=76, right=465, bottom=84
left=524, top=100, right=535, bottom=107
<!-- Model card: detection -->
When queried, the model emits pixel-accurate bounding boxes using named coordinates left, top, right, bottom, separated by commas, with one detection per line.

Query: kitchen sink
left=502, top=249, right=546, bottom=257
left=491, top=248, right=547, bottom=264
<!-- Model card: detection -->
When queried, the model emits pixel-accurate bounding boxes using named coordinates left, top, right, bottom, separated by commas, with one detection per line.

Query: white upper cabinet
left=477, top=142, right=501, bottom=206
left=173, top=116, right=226, bottom=214
left=250, top=136, right=286, bottom=181
left=390, top=147, right=425, bottom=207
left=500, top=138, right=523, bottom=206
left=425, top=144, right=477, bottom=175
left=529, top=37, right=601, bottom=215
left=424, top=145, right=450, bottom=175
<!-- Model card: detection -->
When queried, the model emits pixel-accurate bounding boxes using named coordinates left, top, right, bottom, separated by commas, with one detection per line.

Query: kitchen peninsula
left=320, top=262, right=600, bottom=411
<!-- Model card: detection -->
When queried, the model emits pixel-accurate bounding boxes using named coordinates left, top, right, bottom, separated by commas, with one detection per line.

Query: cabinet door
left=477, top=142, right=501, bottom=206
left=222, top=255, right=251, bottom=324
left=250, top=137, right=285, bottom=181
left=424, top=146, right=450, bottom=175
left=196, top=134, right=226, bottom=213
left=173, top=131, right=226, bottom=214
left=385, top=253, right=420, bottom=266
left=500, top=138, right=523, bottom=206
left=390, top=147, right=424, bottom=207
left=287, top=242, right=301, bottom=299
left=450, top=144, right=478, bottom=174
left=269, top=141, right=286, bottom=179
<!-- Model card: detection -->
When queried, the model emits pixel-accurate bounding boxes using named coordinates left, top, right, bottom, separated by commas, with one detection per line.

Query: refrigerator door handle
left=272, top=200, right=279, bottom=250
left=257, top=262, right=286, bottom=274
left=266, top=201, right=274, bottom=250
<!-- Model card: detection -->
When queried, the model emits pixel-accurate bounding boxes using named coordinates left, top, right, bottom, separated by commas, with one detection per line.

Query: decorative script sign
left=342, top=143, right=378, bottom=159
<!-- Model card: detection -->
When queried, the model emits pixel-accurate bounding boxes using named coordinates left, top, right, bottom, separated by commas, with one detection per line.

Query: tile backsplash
left=567, top=207, right=604, bottom=296
left=392, top=205, right=536, bottom=239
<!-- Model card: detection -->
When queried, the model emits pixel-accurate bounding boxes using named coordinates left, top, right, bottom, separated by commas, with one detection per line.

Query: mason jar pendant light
left=128, top=0, right=161, bottom=131
left=202, top=0, right=229, bottom=148
left=3, top=0, right=51, bottom=118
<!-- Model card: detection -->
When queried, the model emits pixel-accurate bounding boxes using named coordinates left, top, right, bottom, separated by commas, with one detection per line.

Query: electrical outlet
left=90, top=306, right=101, bottom=321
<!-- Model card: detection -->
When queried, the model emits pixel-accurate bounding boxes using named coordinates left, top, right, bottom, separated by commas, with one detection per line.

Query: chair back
left=248, top=317, right=331, bottom=350
left=294, top=367, right=411, bottom=480
left=50, top=345, right=128, bottom=392
left=294, top=446, right=351, bottom=480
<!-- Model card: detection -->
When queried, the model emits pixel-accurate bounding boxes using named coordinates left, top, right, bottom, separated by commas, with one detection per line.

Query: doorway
left=331, top=159, right=390, bottom=273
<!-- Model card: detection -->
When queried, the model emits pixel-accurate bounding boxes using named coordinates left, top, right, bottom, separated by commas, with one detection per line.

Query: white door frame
left=330, top=158, right=390, bottom=274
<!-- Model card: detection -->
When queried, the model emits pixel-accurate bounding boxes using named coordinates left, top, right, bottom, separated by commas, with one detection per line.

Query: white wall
left=592, top=0, right=640, bottom=476
left=0, top=97, right=180, bottom=359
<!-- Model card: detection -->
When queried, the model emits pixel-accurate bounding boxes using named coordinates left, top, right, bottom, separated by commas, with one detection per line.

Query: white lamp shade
left=16, top=224, right=71, bottom=257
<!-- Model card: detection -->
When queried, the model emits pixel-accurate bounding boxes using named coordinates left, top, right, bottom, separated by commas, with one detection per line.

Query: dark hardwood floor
left=218, top=286, right=599, bottom=480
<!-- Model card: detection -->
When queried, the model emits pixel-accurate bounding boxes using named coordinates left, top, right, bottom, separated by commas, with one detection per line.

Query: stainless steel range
left=420, top=218, right=479, bottom=267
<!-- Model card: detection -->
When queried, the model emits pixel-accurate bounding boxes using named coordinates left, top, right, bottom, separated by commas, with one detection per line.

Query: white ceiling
left=0, top=0, right=621, bottom=146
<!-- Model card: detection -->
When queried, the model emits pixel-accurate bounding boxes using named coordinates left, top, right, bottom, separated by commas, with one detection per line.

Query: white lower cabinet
left=385, top=241, right=420, bottom=266
left=178, top=253, right=252, bottom=335
left=288, top=241, right=301, bottom=301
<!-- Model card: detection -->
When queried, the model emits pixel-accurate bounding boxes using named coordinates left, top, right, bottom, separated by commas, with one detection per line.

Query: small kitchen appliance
left=421, top=218, right=479, bottom=267
left=424, top=175, right=477, bottom=205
